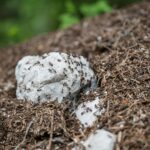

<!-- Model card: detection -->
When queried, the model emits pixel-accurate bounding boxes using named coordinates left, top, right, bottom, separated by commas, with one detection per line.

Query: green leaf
left=80, top=0, right=112, bottom=17
left=59, top=13, right=79, bottom=29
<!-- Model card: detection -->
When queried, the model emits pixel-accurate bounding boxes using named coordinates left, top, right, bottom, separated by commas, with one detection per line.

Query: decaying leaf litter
left=0, top=1, right=150, bottom=150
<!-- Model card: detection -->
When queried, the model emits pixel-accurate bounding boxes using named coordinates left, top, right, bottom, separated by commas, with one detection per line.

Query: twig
left=106, top=99, right=110, bottom=117
left=47, top=110, right=54, bottom=150
left=15, top=120, right=33, bottom=150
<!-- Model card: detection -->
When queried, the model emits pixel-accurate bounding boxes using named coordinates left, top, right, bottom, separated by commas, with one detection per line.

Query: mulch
left=0, top=1, right=150, bottom=150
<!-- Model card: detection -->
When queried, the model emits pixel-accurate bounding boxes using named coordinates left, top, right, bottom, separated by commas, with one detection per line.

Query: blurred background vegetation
left=0, top=0, right=141, bottom=47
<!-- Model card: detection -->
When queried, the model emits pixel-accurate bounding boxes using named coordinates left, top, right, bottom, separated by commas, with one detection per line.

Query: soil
left=0, top=1, right=150, bottom=150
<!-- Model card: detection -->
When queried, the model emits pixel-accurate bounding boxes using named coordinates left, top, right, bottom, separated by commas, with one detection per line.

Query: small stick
left=15, top=120, right=33, bottom=150
left=106, top=99, right=110, bottom=117
left=47, top=110, right=54, bottom=150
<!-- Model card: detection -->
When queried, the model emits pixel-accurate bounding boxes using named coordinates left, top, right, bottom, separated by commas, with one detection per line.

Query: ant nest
left=15, top=52, right=97, bottom=103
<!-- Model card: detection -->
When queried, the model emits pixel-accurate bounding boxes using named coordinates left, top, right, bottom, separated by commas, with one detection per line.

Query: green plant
left=0, top=0, right=141, bottom=47
left=59, top=0, right=79, bottom=29
left=80, top=0, right=112, bottom=17
left=59, top=0, right=112, bottom=29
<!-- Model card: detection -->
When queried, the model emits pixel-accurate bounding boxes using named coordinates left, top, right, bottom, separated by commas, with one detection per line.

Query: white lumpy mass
left=72, top=129, right=116, bottom=150
left=75, top=97, right=105, bottom=128
left=15, top=52, right=97, bottom=103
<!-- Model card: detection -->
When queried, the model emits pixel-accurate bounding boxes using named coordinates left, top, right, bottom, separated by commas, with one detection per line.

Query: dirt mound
left=0, top=1, right=150, bottom=150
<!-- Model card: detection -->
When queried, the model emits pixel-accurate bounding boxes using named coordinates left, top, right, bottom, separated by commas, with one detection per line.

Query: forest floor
left=0, top=1, right=150, bottom=150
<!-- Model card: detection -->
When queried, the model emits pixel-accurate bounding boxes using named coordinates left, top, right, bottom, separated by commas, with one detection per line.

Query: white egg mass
left=15, top=52, right=97, bottom=103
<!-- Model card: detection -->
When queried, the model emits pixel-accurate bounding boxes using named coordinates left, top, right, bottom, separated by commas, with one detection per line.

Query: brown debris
left=0, top=1, right=150, bottom=150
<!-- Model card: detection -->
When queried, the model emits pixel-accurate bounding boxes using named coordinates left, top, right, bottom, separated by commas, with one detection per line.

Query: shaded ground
left=0, top=1, right=150, bottom=150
